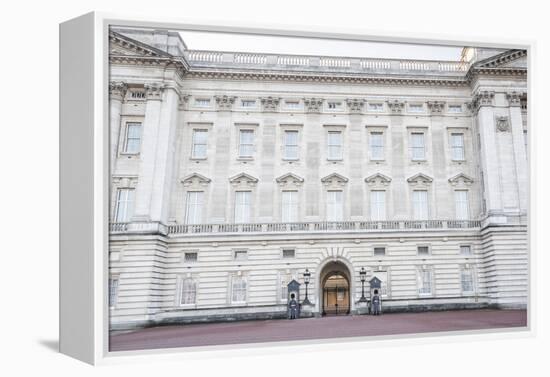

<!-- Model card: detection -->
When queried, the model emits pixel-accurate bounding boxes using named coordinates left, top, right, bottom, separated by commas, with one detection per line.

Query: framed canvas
left=60, top=12, right=531, bottom=365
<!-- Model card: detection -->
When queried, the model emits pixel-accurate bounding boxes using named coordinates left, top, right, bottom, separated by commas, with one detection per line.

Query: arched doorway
left=319, top=261, right=352, bottom=316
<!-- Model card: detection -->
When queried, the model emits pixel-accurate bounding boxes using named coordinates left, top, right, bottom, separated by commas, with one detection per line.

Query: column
left=132, top=82, right=164, bottom=222
left=427, top=101, right=447, bottom=218
left=109, top=81, right=127, bottom=174
left=507, top=92, right=528, bottom=213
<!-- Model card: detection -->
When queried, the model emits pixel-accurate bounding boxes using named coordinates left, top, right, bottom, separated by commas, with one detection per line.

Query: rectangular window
left=284, top=130, right=299, bottom=160
left=460, top=245, right=472, bottom=256
left=282, top=249, right=295, bottom=258
left=185, top=191, right=204, bottom=224
left=327, top=131, right=343, bottom=160
left=454, top=190, right=470, bottom=220
left=285, top=100, right=300, bottom=109
left=450, top=133, right=465, bottom=160
left=129, top=91, right=145, bottom=99
left=417, top=246, right=430, bottom=256
left=231, top=276, right=247, bottom=303
left=327, top=101, right=342, bottom=110
left=368, top=103, right=384, bottom=112
left=461, top=267, right=474, bottom=293
left=370, top=190, right=386, bottom=221
left=370, top=132, right=385, bottom=160
left=418, top=268, right=433, bottom=295
left=109, top=277, right=119, bottom=308
left=448, top=105, right=463, bottom=113
left=191, top=129, right=208, bottom=158
left=234, top=191, right=251, bottom=223
left=234, top=250, right=248, bottom=260
left=281, top=191, right=299, bottom=222
left=241, top=99, right=256, bottom=108
left=239, top=129, right=254, bottom=158
left=411, top=132, right=426, bottom=160
left=195, top=98, right=210, bottom=107
left=124, top=122, right=142, bottom=154
left=412, top=190, right=429, bottom=220
left=180, top=278, right=197, bottom=305
left=409, top=104, right=424, bottom=113
left=327, top=190, right=344, bottom=221
left=114, top=188, right=135, bottom=222
left=184, top=252, right=198, bottom=263
left=374, top=247, right=386, bottom=256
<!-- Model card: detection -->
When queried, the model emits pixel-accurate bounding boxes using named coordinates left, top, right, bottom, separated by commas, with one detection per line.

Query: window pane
left=460, top=245, right=471, bottom=255
left=370, top=190, right=386, bottom=221
left=115, top=188, right=134, bottom=222
left=235, top=191, right=251, bottom=223
left=411, top=133, right=425, bottom=160
left=181, top=278, right=196, bottom=305
left=192, top=130, right=208, bottom=158
left=327, top=191, right=343, bottom=221
left=370, top=132, right=384, bottom=160
left=328, top=131, right=342, bottom=159
left=461, top=268, right=474, bottom=293
left=455, top=190, right=469, bottom=220
left=125, top=123, right=142, bottom=153
left=418, top=269, right=432, bottom=295
left=284, top=131, right=299, bottom=159
left=232, top=277, right=247, bottom=302
left=282, top=191, right=298, bottom=222
left=412, top=190, right=428, bottom=220
left=109, top=278, right=119, bottom=307
left=451, top=133, right=465, bottom=160
left=186, top=192, right=204, bottom=224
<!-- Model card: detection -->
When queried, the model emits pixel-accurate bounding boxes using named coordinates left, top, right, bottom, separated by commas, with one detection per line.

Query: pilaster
left=507, top=91, right=528, bottom=213
left=109, top=81, right=127, bottom=174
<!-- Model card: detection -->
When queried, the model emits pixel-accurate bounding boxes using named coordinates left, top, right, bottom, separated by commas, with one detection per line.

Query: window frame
left=193, top=97, right=212, bottom=108
left=114, top=188, right=135, bottom=222
left=281, top=190, right=299, bottom=223
left=185, top=191, right=204, bottom=225
left=122, top=121, right=142, bottom=155
left=450, top=132, right=466, bottom=161
left=369, top=131, right=385, bottom=161
left=326, top=190, right=344, bottom=221
left=283, top=129, right=300, bottom=161
left=191, top=128, right=208, bottom=159
left=234, top=190, right=252, bottom=223
left=454, top=189, right=470, bottom=220
left=417, top=266, right=433, bottom=296
left=460, top=245, right=472, bottom=256
left=109, top=276, right=119, bottom=309
left=417, top=245, right=431, bottom=256
left=367, top=102, right=384, bottom=112
left=370, top=190, right=387, bottom=221
left=410, top=132, right=426, bottom=161
left=230, top=275, right=248, bottom=304
left=179, top=277, right=198, bottom=306
left=460, top=265, right=475, bottom=295
left=327, top=130, right=344, bottom=161
left=238, top=128, right=255, bottom=159
left=412, top=189, right=429, bottom=220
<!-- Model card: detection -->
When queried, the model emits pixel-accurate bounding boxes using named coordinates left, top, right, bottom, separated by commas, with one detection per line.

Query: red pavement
left=109, top=309, right=527, bottom=352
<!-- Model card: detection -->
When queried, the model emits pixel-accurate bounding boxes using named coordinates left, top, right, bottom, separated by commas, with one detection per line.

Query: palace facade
left=108, top=27, right=528, bottom=330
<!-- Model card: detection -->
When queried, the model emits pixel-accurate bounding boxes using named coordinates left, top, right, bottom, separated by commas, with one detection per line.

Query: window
left=450, top=133, right=465, bottom=160
left=180, top=278, right=197, bottom=305
left=327, top=190, right=344, bottom=221
left=327, top=101, right=342, bottom=110
left=409, top=104, right=424, bottom=113
left=195, top=98, right=210, bottom=107
left=460, top=245, right=472, bottom=256
left=231, top=276, right=247, bottom=303
left=374, top=247, right=386, bottom=256
left=124, top=122, right=142, bottom=154
left=234, top=191, right=251, bottom=223
left=370, top=132, right=385, bottom=160
left=418, top=268, right=433, bottom=295
left=184, top=252, right=198, bottom=263
left=370, top=190, right=386, bottom=221
left=412, top=190, right=429, bottom=220
left=417, top=246, right=430, bottom=256
left=327, top=131, right=343, bottom=160
left=241, top=99, right=256, bottom=108
left=282, top=249, right=295, bottom=258
left=238, top=129, right=254, bottom=158
left=185, top=191, right=204, bottom=224
left=368, top=103, right=384, bottom=112
left=114, top=188, right=135, bottom=222
left=461, top=267, right=474, bottom=293
left=281, top=191, right=299, bottom=222
left=129, top=91, right=146, bottom=99
left=411, top=132, right=426, bottom=160
left=448, top=105, right=463, bottom=113
left=285, top=100, right=300, bottom=109
left=454, top=190, right=470, bottom=220
left=109, top=277, right=119, bottom=308
left=284, top=130, right=299, bottom=160
left=191, top=129, right=208, bottom=158
left=234, top=250, right=248, bottom=260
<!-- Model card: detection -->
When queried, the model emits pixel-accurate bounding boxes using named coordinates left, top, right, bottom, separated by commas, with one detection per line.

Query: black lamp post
left=303, top=268, right=311, bottom=305
left=358, top=267, right=367, bottom=303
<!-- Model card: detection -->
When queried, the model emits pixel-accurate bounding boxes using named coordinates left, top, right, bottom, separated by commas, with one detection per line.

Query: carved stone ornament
left=506, top=91, right=524, bottom=107
left=406, top=173, right=433, bottom=187
left=365, top=173, right=392, bottom=187
left=470, top=91, right=495, bottom=113
left=215, top=95, right=236, bottom=110
left=260, top=97, right=280, bottom=111
left=109, top=81, right=128, bottom=101
left=426, top=101, right=446, bottom=114
left=448, top=173, right=474, bottom=187
left=321, top=173, right=349, bottom=187
left=345, top=98, right=365, bottom=113
left=496, top=116, right=510, bottom=132
left=303, top=98, right=324, bottom=113
left=229, top=172, right=259, bottom=187
left=387, top=100, right=405, bottom=114
left=275, top=173, right=304, bottom=187
left=144, top=82, right=165, bottom=100
left=181, top=173, right=211, bottom=187
left=177, top=93, right=191, bottom=110
left=112, top=175, right=138, bottom=188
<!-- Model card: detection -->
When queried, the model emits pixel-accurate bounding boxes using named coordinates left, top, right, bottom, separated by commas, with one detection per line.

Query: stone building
left=108, top=27, right=528, bottom=330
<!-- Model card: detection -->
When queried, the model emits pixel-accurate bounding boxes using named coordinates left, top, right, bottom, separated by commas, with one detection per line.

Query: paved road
left=110, top=309, right=527, bottom=352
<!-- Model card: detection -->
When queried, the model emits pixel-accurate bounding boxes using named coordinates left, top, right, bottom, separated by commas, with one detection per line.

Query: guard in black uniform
left=288, top=293, right=298, bottom=319
left=372, top=289, right=381, bottom=316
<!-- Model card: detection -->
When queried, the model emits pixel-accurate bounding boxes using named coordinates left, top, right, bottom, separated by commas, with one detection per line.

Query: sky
left=178, top=31, right=465, bottom=61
